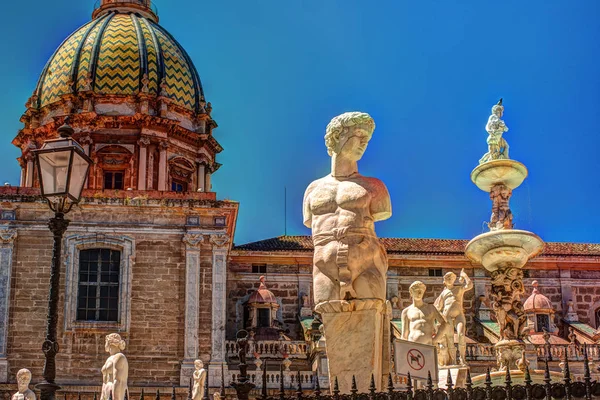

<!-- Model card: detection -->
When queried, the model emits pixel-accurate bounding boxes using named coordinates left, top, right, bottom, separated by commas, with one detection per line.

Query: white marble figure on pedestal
left=434, top=270, right=473, bottom=366
left=479, top=99, right=509, bottom=164
left=12, top=369, right=36, bottom=400
left=303, top=112, right=392, bottom=303
left=401, top=282, right=450, bottom=360
left=101, top=333, right=129, bottom=400
left=192, top=360, right=207, bottom=400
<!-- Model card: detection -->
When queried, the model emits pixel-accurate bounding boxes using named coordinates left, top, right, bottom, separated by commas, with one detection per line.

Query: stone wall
left=2, top=195, right=237, bottom=385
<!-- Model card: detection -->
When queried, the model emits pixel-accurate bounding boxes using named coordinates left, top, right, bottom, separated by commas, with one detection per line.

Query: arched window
left=595, top=308, right=600, bottom=329
left=168, top=157, right=195, bottom=192
left=96, top=145, right=133, bottom=190
left=77, top=248, right=121, bottom=322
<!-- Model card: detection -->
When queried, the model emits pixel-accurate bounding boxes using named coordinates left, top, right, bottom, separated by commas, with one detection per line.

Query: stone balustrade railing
left=228, top=369, right=314, bottom=389
left=225, top=340, right=308, bottom=359
left=466, top=343, right=600, bottom=361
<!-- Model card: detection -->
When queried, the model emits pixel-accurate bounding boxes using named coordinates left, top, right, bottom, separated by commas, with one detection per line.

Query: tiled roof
left=233, top=235, right=600, bottom=257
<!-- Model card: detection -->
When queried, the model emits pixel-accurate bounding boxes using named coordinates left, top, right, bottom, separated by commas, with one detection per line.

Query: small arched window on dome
left=95, top=145, right=134, bottom=190
left=168, top=157, right=195, bottom=193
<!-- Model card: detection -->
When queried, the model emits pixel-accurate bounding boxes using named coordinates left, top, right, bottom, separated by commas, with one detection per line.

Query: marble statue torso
left=304, top=173, right=391, bottom=304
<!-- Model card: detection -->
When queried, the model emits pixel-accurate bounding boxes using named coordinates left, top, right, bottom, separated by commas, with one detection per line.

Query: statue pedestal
left=438, top=366, right=469, bottom=389
left=316, top=299, right=390, bottom=393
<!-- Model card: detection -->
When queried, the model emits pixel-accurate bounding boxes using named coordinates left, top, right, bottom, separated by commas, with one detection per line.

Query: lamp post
left=32, top=117, right=92, bottom=400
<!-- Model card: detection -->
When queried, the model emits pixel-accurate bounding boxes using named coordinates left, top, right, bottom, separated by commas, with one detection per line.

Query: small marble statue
left=479, top=99, right=509, bottom=164
left=101, top=333, right=129, bottom=400
left=12, top=369, right=36, bottom=400
left=401, top=281, right=450, bottom=348
left=434, top=270, right=474, bottom=365
left=489, top=184, right=513, bottom=230
left=303, top=112, right=392, bottom=304
left=192, top=360, right=207, bottom=400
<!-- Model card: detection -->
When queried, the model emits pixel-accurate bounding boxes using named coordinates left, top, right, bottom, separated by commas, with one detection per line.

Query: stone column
left=137, top=137, right=150, bottom=191
left=180, top=234, right=203, bottom=385
left=25, top=155, right=34, bottom=188
left=158, top=141, right=168, bottom=191
left=197, top=164, right=206, bottom=192
left=209, top=234, right=230, bottom=387
left=0, top=229, right=17, bottom=382
left=205, top=172, right=212, bottom=192
left=19, top=166, right=25, bottom=187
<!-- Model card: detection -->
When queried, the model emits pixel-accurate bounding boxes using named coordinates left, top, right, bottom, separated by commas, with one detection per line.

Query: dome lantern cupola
left=93, top=0, right=158, bottom=23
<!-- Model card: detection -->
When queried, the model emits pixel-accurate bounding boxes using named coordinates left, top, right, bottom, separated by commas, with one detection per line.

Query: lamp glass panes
left=35, top=137, right=92, bottom=204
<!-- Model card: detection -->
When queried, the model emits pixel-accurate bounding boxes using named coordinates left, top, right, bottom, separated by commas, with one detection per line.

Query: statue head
left=443, top=272, right=457, bottom=286
left=105, top=333, right=126, bottom=353
left=194, top=359, right=204, bottom=370
left=491, top=103, right=504, bottom=118
left=324, top=112, right=375, bottom=160
left=16, top=369, right=31, bottom=391
left=409, top=281, right=426, bottom=301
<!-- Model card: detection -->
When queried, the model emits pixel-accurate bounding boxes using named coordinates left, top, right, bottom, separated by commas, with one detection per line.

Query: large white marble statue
left=303, top=112, right=392, bottom=303
left=434, top=270, right=473, bottom=365
left=12, top=369, right=36, bottom=400
left=479, top=99, right=509, bottom=164
left=191, top=359, right=207, bottom=400
left=402, top=281, right=451, bottom=362
left=101, top=333, right=129, bottom=400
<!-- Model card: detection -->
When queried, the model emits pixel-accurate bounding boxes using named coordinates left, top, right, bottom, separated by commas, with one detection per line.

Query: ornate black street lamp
left=32, top=117, right=92, bottom=400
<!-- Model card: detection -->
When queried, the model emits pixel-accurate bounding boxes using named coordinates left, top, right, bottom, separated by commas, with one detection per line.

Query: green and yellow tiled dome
left=34, top=11, right=204, bottom=113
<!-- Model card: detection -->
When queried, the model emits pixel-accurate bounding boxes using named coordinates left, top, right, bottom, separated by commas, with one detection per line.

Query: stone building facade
left=1, top=0, right=238, bottom=390
left=2, top=0, right=600, bottom=395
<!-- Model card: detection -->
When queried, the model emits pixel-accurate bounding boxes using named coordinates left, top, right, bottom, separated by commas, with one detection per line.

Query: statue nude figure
left=434, top=270, right=474, bottom=365
left=192, top=360, right=207, bottom=400
left=12, top=369, right=36, bottom=400
left=101, top=333, right=129, bottom=400
left=402, top=281, right=450, bottom=346
left=479, top=99, right=509, bottom=164
left=303, top=112, right=392, bottom=304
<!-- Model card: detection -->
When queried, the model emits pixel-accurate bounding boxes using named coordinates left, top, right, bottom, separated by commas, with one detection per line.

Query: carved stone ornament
left=137, top=137, right=151, bottom=147
left=489, top=183, right=513, bottom=230
left=0, top=229, right=17, bottom=244
left=210, top=234, right=230, bottom=249
left=183, top=234, right=204, bottom=248
left=479, top=99, right=510, bottom=164
left=490, top=267, right=528, bottom=342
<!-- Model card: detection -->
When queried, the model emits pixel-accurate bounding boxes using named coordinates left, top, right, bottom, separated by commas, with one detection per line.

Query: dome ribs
left=88, top=12, right=117, bottom=94
left=131, top=14, right=149, bottom=88
left=69, top=13, right=110, bottom=95
left=150, top=21, right=204, bottom=113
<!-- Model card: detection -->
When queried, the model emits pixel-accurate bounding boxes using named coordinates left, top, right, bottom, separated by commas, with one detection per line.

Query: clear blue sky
left=1, top=1, right=599, bottom=245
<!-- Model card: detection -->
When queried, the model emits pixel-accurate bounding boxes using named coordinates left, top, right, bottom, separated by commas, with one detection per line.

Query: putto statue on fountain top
left=303, top=112, right=392, bottom=393
left=479, top=99, right=509, bottom=164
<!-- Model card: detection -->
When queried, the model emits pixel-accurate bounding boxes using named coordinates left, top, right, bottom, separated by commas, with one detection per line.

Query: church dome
left=523, top=281, right=554, bottom=313
left=33, top=6, right=204, bottom=114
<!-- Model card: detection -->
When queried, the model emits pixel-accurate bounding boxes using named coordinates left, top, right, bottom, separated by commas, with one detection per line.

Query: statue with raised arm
left=402, top=281, right=450, bottom=348
left=12, top=369, right=36, bottom=400
left=434, top=270, right=474, bottom=365
left=192, top=360, right=207, bottom=400
left=479, top=99, right=509, bottom=164
left=303, top=112, right=392, bottom=304
left=101, top=333, right=129, bottom=400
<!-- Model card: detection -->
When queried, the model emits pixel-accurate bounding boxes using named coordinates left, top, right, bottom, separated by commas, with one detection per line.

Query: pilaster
left=137, top=137, right=150, bottom=191
left=209, top=233, right=230, bottom=387
left=158, top=141, right=168, bottom=191
left=180, top=233, right=203, bottom=385
left=0, top=228, right=17, bottom=382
